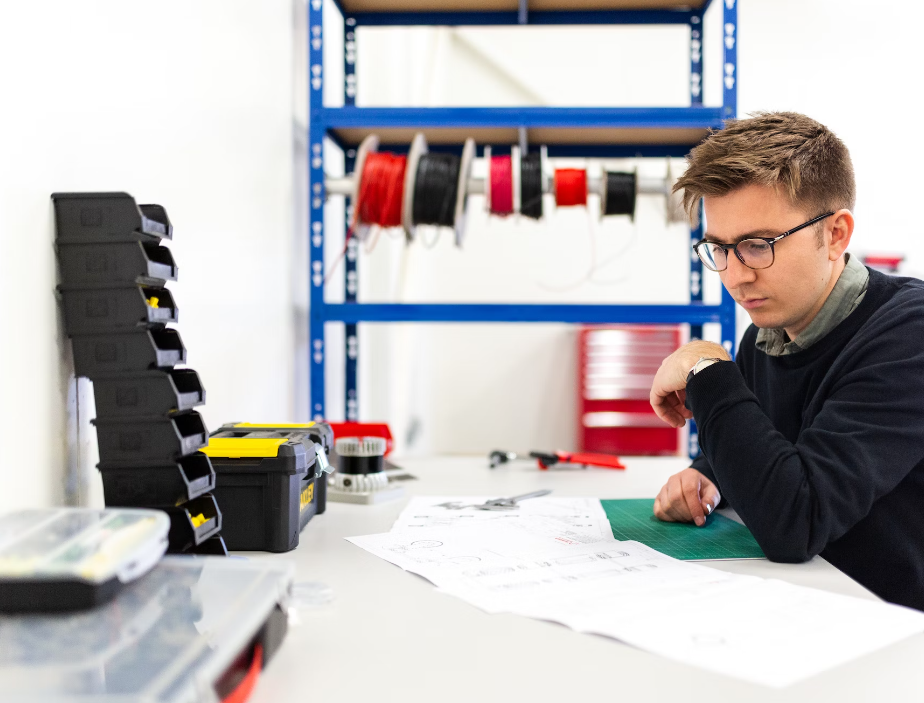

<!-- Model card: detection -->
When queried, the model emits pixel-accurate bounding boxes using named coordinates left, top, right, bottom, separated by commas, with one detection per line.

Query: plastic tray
left=61, top=285, right=177, bottom=335
left=94, top=411, right=208, bottom=466
left=188, top=534, right=229, bottom=556
left=98, top=452, right=216, bottom=508
left=92, top=368, right=205, bottom=419
left=0, top=508, right=169, bottom=613
left=57, top=241, right=177, bottom=289
left=71, top=328, right=186, bottom=378
left=164, top=494, right=222, bottom=552
left=52, top=192, right=172, bottom=243
left=203, top=437, right=320, bottom=553
left=0, top=556, right=293, bottom=703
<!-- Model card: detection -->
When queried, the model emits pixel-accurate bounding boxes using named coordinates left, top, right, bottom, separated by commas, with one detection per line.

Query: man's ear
left=829, top=209, right=854, bottom=260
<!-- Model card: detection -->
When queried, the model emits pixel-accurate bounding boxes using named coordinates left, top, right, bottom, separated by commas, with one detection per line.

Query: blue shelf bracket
left=344, top=13, right=359, bottom=422
left=309, top=0, right=326, bottom=421
left=723, top=0, right=738, bottom=120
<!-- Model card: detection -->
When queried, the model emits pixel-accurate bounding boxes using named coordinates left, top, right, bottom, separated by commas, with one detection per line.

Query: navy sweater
left=688, top=268, right=924, bottom=611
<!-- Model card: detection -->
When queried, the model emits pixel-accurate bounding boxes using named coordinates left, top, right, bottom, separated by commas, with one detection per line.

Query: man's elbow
left=758, top=538, right=817, bottom=564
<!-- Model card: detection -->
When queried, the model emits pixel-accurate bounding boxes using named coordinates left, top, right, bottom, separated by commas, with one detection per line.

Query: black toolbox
left=164, top=494, right=222, bottom=552
left=71, top=328, right=186, bottom=378
left=211, top=422, right=333, bottom=515
left=94, top=411, right=208, bottom=465
left=202, top=437, right=321, bottom=553
left=98, top=452, right=216, bottom=508
left=92, top=368, right=205, bottom=418
left=57, top=241, right=177, bottom=288
left=61, top=285, right=178, bottom=335
left=52, top=192, right=172, bottom=243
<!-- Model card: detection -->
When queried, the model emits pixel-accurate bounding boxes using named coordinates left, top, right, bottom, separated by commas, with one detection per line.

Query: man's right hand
left=653, top=468, right=721, bottom=527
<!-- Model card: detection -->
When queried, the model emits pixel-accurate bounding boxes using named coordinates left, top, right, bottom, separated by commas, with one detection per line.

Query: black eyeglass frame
left=693, top=211, right=836, bottom=272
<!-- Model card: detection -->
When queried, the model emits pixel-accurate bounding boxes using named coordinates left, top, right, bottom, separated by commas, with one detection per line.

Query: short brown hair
left=675, top=112, right=856, bottom=222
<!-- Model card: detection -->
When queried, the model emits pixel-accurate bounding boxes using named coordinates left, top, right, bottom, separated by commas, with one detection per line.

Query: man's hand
left=650, top=340, right=730, bottom=428
left=654, top=468, right=721, bottom=527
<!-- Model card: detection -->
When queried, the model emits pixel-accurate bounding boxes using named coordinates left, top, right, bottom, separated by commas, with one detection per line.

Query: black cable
left=603, top=171, right=637, bottom=217
left=520, top=152, right=543, bottom=220
left=412, top=153, right=460, bottom=227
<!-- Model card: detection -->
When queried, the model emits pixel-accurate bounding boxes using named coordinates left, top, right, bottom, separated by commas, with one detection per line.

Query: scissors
left=435, top=490, right=552, bottom=511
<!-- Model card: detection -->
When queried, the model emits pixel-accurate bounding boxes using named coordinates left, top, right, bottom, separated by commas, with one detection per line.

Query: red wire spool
left=489, top=154, right=514, bottom=216
left=356, top=151, right=407, bottom=228
left=554, top=168, right=588, bottom=207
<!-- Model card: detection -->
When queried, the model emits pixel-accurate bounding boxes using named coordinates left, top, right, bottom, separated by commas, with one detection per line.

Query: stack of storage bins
left=52, top=192, right=226, bottom=555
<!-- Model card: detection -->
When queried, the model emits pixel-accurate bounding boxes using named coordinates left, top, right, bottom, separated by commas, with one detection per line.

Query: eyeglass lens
left=699, top=239, right=774, bottom=271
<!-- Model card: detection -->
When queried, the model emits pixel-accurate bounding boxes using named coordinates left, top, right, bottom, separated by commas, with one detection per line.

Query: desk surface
left=249, top=456, right=924, bottom=702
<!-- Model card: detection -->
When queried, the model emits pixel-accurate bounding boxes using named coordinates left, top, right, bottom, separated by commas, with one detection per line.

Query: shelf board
left=340, top=0, right=707, bottom=12
left=318, top=303, right=728, bottom=325
left=319, top=106, right=723, bottom=150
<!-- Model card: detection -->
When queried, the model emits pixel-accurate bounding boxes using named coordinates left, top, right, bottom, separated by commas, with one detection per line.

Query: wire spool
left=488, top=152, right=514, bottom=217
left=453, top=138, right=476, bottom=246
left=401, top=133, right=428, bottom=240
left=354, top=151, right=407, bottom=231
left=553, top=168, right=588, bottom=208
left=519, top=150, right=544, bottom=220
left=511, top=145, right=522, bottom=216
left=483, top=145, right=493, bottom=213
left=332, top=436, right=388, bottom=493
left=600, top=170, right=637, bottom=221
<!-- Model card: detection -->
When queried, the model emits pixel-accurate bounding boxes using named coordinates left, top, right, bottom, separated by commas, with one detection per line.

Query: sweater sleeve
left=685, top=293, right=924, bottom=562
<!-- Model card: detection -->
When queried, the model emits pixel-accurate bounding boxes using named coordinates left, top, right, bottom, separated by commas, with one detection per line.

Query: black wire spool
left=412, top=153, right=461, bottom=227
left=603, top=171, right=637, bottom=218
left=520, top=152, right=543, bottom=219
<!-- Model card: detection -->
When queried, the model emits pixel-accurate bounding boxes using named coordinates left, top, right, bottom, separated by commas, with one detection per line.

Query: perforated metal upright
left=308, top=0, right=740, bottom=452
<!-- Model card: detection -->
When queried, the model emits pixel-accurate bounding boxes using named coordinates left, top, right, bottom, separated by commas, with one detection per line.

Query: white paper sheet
left=347, top=519, right=924, bottom=688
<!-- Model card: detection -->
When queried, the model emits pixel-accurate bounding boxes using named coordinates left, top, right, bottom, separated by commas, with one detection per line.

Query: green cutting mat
left=601, top=499, right=765, bottom=560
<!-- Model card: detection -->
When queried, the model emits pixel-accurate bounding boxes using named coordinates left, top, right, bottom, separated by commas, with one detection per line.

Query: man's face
left=703, top=184, right=838, bottom=337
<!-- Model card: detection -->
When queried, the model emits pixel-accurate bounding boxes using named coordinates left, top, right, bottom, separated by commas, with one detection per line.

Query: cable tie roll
left=412, top=153, right=461, bottom=228
left=519, top=152, right=544, bottom=220
left=602, top=171, right=637, bottom=219
left=554, top=168, right=588, bottom=207
left=335, top=436, right=386, bottom=476
left=489, top=155, right=514, bottom=216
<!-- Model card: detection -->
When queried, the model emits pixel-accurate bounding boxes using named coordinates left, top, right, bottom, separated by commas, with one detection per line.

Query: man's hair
left=674, top=112, right=856, bottom=223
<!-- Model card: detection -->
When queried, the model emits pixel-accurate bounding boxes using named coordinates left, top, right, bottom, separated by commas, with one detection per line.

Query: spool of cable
left=401, top=133, right=428, bottom=241
left=412, top=153, right=461, bottom=228
left=332, top=436, right=388, bottom=493
left=554, top=168, right=587, bottom=208
left=520, top=151, right=544, bottom=220
left=601, top=171, right=637, bottom=220
left=488, top=153, right=514, bottom=216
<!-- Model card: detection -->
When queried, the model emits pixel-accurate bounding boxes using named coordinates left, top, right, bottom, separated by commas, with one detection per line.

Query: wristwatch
left=686, top=356, right=725, bottom=384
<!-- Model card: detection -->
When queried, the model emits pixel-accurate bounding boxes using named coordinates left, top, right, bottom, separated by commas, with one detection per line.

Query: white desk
left=249, top=456, right=924, bottom=702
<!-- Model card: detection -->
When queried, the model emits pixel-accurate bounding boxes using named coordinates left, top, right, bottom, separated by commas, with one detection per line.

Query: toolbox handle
left=220, top=642, right=263, bottom=703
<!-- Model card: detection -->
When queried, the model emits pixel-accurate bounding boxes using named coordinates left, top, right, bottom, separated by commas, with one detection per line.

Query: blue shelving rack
left=308, top=0, right=739, bottom=445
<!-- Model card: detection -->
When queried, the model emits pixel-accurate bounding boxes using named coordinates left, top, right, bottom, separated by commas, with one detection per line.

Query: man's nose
left=720, top=250, right=757, bottom=289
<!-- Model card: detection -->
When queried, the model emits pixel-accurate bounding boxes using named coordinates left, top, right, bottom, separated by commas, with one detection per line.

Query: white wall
left=324, top=1, right=924, bottom=456
left=0, top=0, right=300, bottom=510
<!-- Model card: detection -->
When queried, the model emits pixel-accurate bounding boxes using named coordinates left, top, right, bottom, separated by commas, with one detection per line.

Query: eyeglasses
left=693, top=212, right=835, bottom=272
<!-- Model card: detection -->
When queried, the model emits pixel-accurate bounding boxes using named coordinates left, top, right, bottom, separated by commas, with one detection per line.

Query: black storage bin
left=71, top=328, right=186, bottom=377
left=164, top=494, right=222, bottom=552
left=93, top=368, right=205, bottom=419
left=94, top=411, right=208, bottom=466
left=52, top=192, right=172, bottom=243
left=98, top=452, right=216, bottom=508
left=61, top=285, right=177, bottom=335
left=57, top=241, right=177, bottom=289
left=203, top=437, right=320, bottom=553
left=188, top=534, right=229, bottom=556
left=211, top=423, right=333, bottom=515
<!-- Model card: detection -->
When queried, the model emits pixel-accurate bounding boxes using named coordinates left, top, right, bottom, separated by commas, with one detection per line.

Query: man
left=650, top=112, right=924, bottom=611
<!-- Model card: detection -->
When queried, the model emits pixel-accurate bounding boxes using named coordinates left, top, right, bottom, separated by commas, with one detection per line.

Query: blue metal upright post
left=721, top=0, right=738, bottom=357
left=309, top=0, right=326, bottom=421
left=344, top=14, right=359, bottom=422
left=688, top=10, right=705, bottom=343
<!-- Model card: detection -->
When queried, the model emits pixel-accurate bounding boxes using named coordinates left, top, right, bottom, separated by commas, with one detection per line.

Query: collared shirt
left=756, top=253, right=870, bottom=356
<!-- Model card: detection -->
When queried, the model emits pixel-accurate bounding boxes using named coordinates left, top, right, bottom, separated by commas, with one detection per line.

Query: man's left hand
left=650, top=341, right=730, bottom=428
